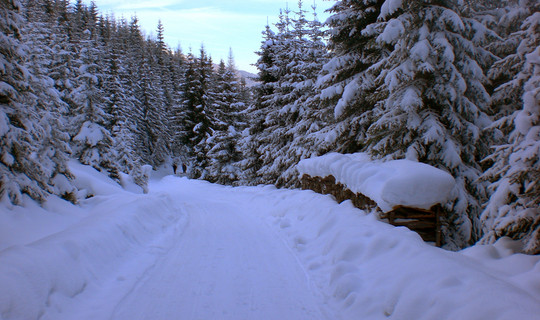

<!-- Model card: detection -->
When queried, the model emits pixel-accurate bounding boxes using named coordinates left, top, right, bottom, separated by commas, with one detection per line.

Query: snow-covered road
left=1, top=165, right=540, bottom=320
left=77, top=196, right=330, bottom=320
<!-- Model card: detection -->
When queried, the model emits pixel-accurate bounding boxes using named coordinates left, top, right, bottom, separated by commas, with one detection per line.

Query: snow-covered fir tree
left=102, top=23, right=141, bottom=181
left=206, top=52, right=246, bottom=184
left=71, top=19, right=115, bottom=173
left=167, top=46, right=188, bottom=170
left=481, top=6, right=539, bottom=254
left=180, top=47, right=217, bottom=179
left=307, top=0, right=389, bottom=155
left=130, top=31, right=171, bottom=168
left=254, top=4, right=303, bottom=185
left=241, top=2, right=328, bottom=186
left=236, top=23, right=279, bottom=185
left=257, top=1, right=329, bottom=187
left=365, top=0, right=496, bottom=248
left=0, top=0, right=74, bottom=204
left=21, top=0, right=77, bottom=199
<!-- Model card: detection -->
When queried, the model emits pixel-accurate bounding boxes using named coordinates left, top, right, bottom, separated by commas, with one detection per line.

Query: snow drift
left=0, top=164, right=186, bottom=320
left=242, top=185, right=540, bottom=320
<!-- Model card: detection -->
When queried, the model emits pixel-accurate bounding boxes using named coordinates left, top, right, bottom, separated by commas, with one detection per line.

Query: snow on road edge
left=0, top=166, right=187, bottom=320
left=236, top=185, right=540, bottom=320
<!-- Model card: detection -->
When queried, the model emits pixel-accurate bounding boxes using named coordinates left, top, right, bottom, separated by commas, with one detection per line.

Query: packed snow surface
left=1, top=163, right=539, bottom=320
left=297, top=152, right=456, bottom=212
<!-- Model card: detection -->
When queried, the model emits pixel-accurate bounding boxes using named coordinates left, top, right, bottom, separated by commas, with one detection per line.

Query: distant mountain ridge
left=212, top=63, right=258, bottom=87
left=237, top=70, right=258, bottom=87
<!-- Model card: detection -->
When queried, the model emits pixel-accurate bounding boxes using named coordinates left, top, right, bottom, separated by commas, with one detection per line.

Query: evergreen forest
left=1, top=0, right=538, bottom=253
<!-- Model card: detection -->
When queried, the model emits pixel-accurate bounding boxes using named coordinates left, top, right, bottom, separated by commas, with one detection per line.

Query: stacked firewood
left=301, top=174, right=443, bottom=246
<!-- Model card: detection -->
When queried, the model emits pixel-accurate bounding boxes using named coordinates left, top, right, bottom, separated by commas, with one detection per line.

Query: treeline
left=1, top=0, right=538, bottom=253
left=1, top=0, right=251, bottom=200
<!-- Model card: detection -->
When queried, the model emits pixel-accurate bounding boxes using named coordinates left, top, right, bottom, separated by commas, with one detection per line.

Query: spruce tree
left=155, top=20, right=176, bottom=153
left=481, top=7, right=539, bottom=254
left=103, top=25, right=140, bottom=179
left=272, top=1, right=329, bottom=186
left=125, top=21, right=171, bottom=168
left=0, top=0, right=73, bottom=204
left=255, top=1, right=329, bottom=186
left=169, top=46, right=189, bottom=168
left=68, top=9, right=115, bottom=174
left=206, top=52, right=245, bottom=184
left=180, top=47, right=216, bottom=178
left=237, top=19, right=281, bottom=185
left=305, top=0, right=388, bottom=157
left=365, top=0, right=495, bottom=248
left=22, top=0, right=76, bottom=198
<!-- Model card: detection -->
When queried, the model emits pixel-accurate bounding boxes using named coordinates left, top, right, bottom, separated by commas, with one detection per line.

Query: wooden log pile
left=301, top=175, right=378, bottom=210
left=380, top=206, right=442, bottom=246
left=301, top=174, right=443, bottom=247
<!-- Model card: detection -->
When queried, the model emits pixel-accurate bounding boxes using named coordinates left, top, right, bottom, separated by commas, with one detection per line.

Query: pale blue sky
left=80, top=0, right=334, bottom=73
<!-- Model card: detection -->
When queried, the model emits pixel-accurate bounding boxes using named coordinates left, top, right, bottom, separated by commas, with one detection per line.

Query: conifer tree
left=310, top=0, right=388, bottom=155
left=137, top=50, right=170, bottom=167
left=169, top=46, right=189, bottom=167
left=180, top=47, right=216, bottom=178
left=103, top=26, right=140, bottom=179
left=155, top=20, right=176, bottom=141
left=176, top=50, right=198, bottom=147
left=69, top=11, right=116, bottom=174
left=106, top=16, right=150, bottom=188
left=237, top=20, right=280, bottom=185
left=272, top=1, right=329, bottom=186
left=365, top=0, right=495, bottom=248
left=206, top=52, right=245, bottom=184
left=22, top=0, right=76, bottom=198
left=0, top=0, right=73, bottom=204
left=481, top=7, right=539, bottom=254
left=255, top=1, right=328, bottom=186
left=124, top=21, right=171, bottom=168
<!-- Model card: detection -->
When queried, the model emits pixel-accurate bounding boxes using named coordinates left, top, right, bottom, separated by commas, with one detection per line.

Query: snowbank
left=297, top=152, right=456, bottom=212
left=0, top=163, right=186, bottom=320
left=240, top=185, right=540, bottom=320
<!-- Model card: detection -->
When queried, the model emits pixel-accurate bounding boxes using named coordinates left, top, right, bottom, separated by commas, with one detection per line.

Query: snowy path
left=110, top=203, right=328, bottom=320
left=49, top=183, right=332, bottom=320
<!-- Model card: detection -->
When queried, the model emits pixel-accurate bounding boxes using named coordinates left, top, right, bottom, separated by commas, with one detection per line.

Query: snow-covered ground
left=1, top=163, right=539, bottom=320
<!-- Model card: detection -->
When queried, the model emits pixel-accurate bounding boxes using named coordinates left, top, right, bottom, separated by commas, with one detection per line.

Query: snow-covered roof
left=297, top=153, right=456, bottom=212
